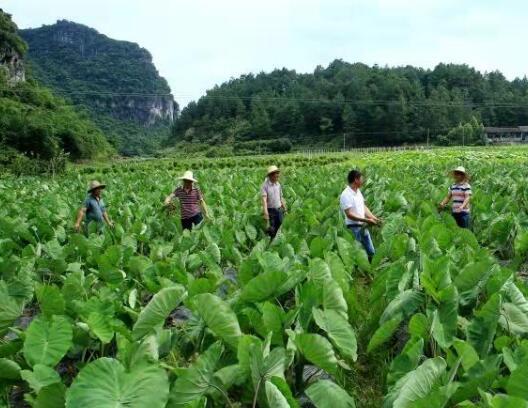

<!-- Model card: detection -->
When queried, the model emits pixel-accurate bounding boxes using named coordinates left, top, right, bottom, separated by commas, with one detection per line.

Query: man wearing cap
left=439, top=166, right=472, bottom=228
left=261, top=165, right=287, bottom=239
left=340, top=170, right=380, bottom=262
left=74, top=180, right=114, bottom=234
left=164, top=170, right=209, bottom=231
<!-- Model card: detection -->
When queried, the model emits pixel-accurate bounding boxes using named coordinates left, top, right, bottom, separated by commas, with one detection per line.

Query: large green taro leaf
left=313, top=308, right=357, bottom=361
left=132, top=285, right=186, bottom=340
left=192, top=293, right=241, bottom=348
left=66, top=358, right=169, bottom=408
left=306, top=380, right=356, bottom=408
left=23, top=315, right=72, bottom=367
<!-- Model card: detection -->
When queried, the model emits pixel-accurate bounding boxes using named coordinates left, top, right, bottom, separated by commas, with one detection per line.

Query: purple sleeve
left=261, top=183, right=268, bottom=196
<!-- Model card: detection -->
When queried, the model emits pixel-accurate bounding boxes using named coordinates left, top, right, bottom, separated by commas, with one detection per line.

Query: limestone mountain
left=0, top=9, right=113, bottom=171
left=20, top=20, right=179, bottom=155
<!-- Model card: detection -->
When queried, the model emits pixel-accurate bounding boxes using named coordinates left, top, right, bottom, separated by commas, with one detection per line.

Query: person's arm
left=103, top=211, right=114, bottom=228
left=164, top=192, right=175, bottom=206
left=344, top=208, right=377, bottom=225
left=200, top=198, right=210, bottom=218
left=262, top=195, right=269, bottom=220
left=364, top=205, right=380, bottom=223
left=280, top=186, right=287, bottom=211
left=460, top=189, right=472, bottom=211
left=74, top=208, right=86, bottom=232
left=439, top=192, right=452, bottom=209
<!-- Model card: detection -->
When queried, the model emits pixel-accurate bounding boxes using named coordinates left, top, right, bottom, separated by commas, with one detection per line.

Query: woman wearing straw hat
left=439, top=166, right=472, bottom=228
left=164, top=170, right=209, bottom=231
left=74, top=180, right=114, bottom=234
left=261, top=165, right=287, bottom=239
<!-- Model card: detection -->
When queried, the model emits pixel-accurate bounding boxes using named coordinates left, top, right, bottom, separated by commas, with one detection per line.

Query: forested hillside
left=171, top=60, right=528, bottom=148
left=0, top=9, right=112, bottom=173
left=20, top=21, right=178, bottom=155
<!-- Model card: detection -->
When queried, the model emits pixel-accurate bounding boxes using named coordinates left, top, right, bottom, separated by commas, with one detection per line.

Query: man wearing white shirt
left=339, top=170, right=380, bottom=262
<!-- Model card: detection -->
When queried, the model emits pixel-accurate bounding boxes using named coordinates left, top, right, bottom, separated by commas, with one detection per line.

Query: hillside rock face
left=0, top=48, right=25, bottom=84
left=20, top=20, right=177, bottom=125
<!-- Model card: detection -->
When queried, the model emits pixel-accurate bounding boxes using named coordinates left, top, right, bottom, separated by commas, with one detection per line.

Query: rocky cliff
left=0, top=9, right=26, bottom=84
left=20, top=20, right=177, bottom=128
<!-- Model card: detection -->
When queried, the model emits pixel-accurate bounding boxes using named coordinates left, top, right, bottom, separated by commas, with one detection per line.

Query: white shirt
left=340, top=186, right=365, bottom=226
left=261, top=179, right=282, bottom=209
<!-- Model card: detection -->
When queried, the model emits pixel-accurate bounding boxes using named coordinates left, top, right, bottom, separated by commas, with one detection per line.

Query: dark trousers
left=452, top=212, right=470, bottom=228
left=181, top=212, right=203, bottom=230
left=267, top=208, right=284, bottom=238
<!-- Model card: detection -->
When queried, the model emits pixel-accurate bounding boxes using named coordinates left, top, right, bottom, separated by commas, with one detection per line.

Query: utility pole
left=343, top=133, right=346, bottom=151
left=427, top=128, right=430, bottom=147
left=462, top=126, right=465, bottom=146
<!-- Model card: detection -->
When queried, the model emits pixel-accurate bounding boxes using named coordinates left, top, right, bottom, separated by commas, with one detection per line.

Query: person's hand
left=263, top=213, right=270, bottom=221
left=108, top=221, right=115, bottom=229
left=74, top=223, right=81, bottom=232
left=438, top=202, right=446, bottom=211
left=366, top=218, right=378, bottom=226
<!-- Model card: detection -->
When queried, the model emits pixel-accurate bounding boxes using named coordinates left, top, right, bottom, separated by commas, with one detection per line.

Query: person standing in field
left=439, top=166, right=472, bottom=228
left=340, top=170, right=381, bottom=262
left=74, top=180, right=114, bottom=234
left=261, top=165, right=287, bottom=239
left=164, top=170, right=209, bottom=231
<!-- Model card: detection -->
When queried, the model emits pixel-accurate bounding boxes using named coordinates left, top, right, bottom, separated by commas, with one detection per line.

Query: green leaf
left=35, top=383, right=67, bottom=408
left=313, top=308, right=357, bottom=361
left=431, top=285, right=458, bottom=349
left=380, top=290, right=423, bottom=324
left=499, top=302, right=528, bottom=335
left=384, top=357, right=447, bottom=408
left=132, top=285, right=186, bottom=340
left=387, top=338, right=424, bottom=386
left=506, top=363, right=528, bottom=400
left=66, top=358, right=169, bottom=408
left=491, top=394, right=528, bottom=407
left=36, top=284, right=65, bottom=317
left=240, top=270, right=288, bottom=302
left=86, top=312, right=114, bottom=343
left=250, top=344, right=290, bottom=391
left=0, top=280, right=24, bottom=335
left=262, top=302, right=285, bottom=345
left=270, top=377, right=300, bottom=408
left=21, top=364, right=61, bottom=393
left=305, top=380, right=356, bottom=408
left=23, top=315, right=73, bottom=367
left=467, top=293, right=501, bottom=357
left=453, top=339, right=479, bottom=372
left=368, top=316, right=402, bottom=353
left=192, top=293, right=241, bottom=348
left=322, top=280, right=348, bottom=318
left=295, top=333, right=339, bottom=375
left=0, top=357, right=21, bottom=379
left=408, top=313, right=429, bottom=340
left=265, top=380, right=291, bottom=408
left=169, top=342, right=223, bottom=407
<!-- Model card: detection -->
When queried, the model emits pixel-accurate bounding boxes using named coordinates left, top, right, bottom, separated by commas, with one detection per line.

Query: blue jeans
left=347, top=225, right=375, bottom=259
left=267, top=208, right=284, bottom=238
left=452, top=212, right=470, bottom=229
left=181, top=212, right=203, bottom=230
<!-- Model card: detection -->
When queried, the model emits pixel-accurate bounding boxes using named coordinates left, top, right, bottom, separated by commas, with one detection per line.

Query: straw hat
left=87, top=180, right=106, bottom=193
left=267, top=165, right=280, bottom=176
left=451, top=166, right=467, bottom=175
left=179, top=170, right=197, bottom=182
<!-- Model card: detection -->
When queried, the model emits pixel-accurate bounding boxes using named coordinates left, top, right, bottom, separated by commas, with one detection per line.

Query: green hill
left=0, top=9, right=113, bottom=173
left=20, top=20, right=178, bottom=156
left=171, top=60, right=528, bottom=150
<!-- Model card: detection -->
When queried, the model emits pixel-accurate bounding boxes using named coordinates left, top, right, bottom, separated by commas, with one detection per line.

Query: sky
left=3, top=0, right=528, bottom=105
